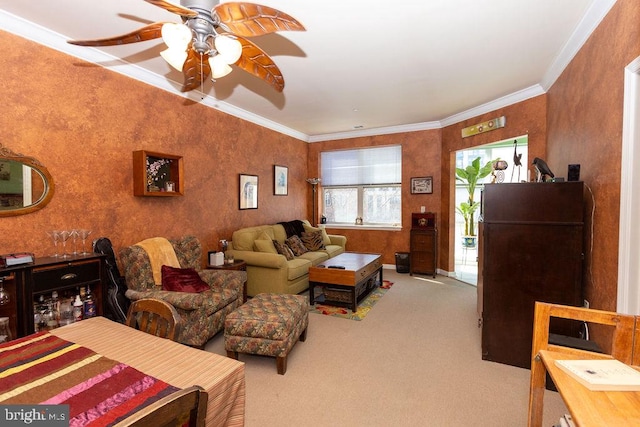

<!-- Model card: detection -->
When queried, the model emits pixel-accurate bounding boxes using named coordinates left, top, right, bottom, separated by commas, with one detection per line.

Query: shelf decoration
left=133, top=150, right=184, bottom=197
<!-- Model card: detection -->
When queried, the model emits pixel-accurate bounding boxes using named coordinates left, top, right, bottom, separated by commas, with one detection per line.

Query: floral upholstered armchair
left=119, top=235, right=245, bottom=348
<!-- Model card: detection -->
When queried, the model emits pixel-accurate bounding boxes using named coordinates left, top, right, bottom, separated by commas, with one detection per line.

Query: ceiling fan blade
left=213, top=2, right=305, bottom=37
left=144, top=0, right=198, bottom=18
left=181, top=48, right=211, bottom=92
left=67, top=22, right=167, bottom=46
left=234, top=36, right=284, bottom=92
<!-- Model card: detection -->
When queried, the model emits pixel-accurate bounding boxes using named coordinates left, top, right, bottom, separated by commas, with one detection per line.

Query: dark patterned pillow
left=273, top=240, right=295, bottom=260
left=301, top=229, right=325, bottom=251
left=285, top=235, right=308, bottom=256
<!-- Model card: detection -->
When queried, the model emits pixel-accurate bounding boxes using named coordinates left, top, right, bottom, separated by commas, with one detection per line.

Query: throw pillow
left=301, top=229, right=325, bottom=251
left=303, top=223, right=332, bottom=246
left=285, top=235, right=308, bottom=256
left=161, top=265, right=210, bottom=293
left=254, top=239, right=278, bottom=254
left=273, top=240, right=295, bottom=260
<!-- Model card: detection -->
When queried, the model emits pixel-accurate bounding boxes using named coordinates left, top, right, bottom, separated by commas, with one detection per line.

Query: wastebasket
left=395, top=252, right=410, bottom=273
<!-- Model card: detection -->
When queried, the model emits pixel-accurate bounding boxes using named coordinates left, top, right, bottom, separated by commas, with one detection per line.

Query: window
left=321, top=146, right=402, bottom=226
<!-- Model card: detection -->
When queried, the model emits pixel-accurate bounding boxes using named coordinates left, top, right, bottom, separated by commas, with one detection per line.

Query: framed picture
left=411, top=176, right=433, bottom=194
left=274, top=165, right=288, bottom=195
left=239, top=174, right=258, bottom=209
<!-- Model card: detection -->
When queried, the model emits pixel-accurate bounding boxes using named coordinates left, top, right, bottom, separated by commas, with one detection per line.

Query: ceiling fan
left=67, top=0, right=305, bottom=93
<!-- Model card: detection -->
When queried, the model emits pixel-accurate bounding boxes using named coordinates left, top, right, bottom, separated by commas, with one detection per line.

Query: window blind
left=321, top=145, right=402, bottom=186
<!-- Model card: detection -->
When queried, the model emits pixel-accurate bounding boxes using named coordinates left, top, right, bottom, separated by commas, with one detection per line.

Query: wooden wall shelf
left=133, top=150, right=184, bottom=197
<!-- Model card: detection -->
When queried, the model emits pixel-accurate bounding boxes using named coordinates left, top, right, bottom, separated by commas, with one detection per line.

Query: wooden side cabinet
left=410, top=228, right=437, bottom=277
left=0, top=254, right=106, bottom=340
left=133, top=150, right=184, bottom=197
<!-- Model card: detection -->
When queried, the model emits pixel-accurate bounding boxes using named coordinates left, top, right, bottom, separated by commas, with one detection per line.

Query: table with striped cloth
left=0, top=332, right=180, bottom=426
left=51, top=317, right=245, bottom=427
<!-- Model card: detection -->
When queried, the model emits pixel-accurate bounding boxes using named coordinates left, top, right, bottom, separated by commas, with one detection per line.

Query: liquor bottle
left=73, top=295, right=83, bottom=322
left=51, top=291, right=60, bottom=324
left=83, top=286, right=96, bottom=318
left=0, top=317, right=11, bottom=343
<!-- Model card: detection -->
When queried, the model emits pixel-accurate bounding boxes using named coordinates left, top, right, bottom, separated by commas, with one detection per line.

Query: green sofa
left=227, top=220, right=346, bottom=297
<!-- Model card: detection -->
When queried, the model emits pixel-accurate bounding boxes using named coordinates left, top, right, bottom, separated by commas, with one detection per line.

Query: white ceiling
left=0, top=0, right=616, bottom=142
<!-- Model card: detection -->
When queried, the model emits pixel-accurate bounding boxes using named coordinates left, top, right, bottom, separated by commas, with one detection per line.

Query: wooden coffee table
left=309, top=252, right=382, bottom=312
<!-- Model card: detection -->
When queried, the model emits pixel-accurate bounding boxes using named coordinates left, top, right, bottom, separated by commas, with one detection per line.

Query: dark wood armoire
left=477, top=182, right=585, bottom=369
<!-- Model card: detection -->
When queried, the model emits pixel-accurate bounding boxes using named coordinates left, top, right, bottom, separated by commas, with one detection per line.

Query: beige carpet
left=205, top=269, right=568, bottom=426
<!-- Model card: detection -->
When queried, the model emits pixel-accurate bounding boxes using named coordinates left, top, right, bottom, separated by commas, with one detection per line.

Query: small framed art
left=274, top=165, right=288, bottom=195
left=411, top=176, right=433, bottom=194
left=239, top=174, right=258, bottom=209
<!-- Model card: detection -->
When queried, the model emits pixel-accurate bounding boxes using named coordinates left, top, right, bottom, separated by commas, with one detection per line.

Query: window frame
left=320, top=145, right=402, bottom=228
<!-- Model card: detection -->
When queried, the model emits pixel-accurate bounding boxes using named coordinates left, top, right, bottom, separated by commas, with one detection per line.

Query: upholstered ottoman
left=224, top=293, right=308, bottom=375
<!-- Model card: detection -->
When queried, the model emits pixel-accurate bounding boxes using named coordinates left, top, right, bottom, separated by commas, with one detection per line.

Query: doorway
left=454, top=136, right=529, bottom=285
left=618, top=55, right=640, bottom=315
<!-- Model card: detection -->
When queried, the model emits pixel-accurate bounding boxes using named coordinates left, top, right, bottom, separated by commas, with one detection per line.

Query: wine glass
left=70, top=229, right=79, bottom=255
left=78, top=229, right=93, bottom=255
left=59, top=230, right=72, bottom=258
left=46, top=230, right=61, bottom=257
left=0, top=278, right=9, bottom=306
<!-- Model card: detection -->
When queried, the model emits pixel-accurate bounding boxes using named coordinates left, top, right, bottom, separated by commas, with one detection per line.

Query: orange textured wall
left=308, top=130, right=442, bottom=266
left=0, top=31, right=308, bottom=260
left=440, top=95, right=548, bottom=271
left=546, top=0, right=640, bottom=312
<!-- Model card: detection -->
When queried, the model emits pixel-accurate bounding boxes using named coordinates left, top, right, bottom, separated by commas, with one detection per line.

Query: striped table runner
left=0, top=332, right=180, bottom=426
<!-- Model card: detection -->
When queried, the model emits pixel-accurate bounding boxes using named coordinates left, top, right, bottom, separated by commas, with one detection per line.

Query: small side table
left=206, top=260, right=247, bottom=302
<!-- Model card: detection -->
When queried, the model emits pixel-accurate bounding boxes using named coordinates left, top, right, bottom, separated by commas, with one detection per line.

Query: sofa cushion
left=323, top=244, right=345, bottom=258
left=232, top=225, right=275, bottom=251
left=273, top=240, right=295, bottom=260
left=161, top=265, right=210, bottom=293
left=299, top=251, right=329, bottom=265
left=301, top=229, right=325, bottom=251
left=271, top=224, right=288, bottom=242
left=303, top=223, right=332, bottom=246
left=254, top=239, right=278, bottom=254
left=286, top=235, right=308, bottom=256
left=287, top=258, right=312, bottom=280
left=258, top=229, right=275, bottom=241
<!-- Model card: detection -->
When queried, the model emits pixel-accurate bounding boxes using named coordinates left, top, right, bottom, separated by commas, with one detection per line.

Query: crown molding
left=541, top=0, right=617, bottom=90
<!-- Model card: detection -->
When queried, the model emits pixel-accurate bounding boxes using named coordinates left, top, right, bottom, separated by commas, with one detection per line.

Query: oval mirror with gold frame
left=0, top=144, right=55, bottom=217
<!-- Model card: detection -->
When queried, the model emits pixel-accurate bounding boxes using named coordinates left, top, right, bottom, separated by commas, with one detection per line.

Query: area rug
left=308, top=280, right=393, bottom=321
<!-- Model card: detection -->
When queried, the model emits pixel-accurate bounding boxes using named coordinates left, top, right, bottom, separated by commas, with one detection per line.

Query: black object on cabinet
left=478, top=182, right=584, bottom=369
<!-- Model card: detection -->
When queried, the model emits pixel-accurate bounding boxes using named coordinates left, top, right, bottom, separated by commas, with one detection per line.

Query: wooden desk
left=528, top=302, right=640, bottom=427
left=534, top=350, right=640, bottom=426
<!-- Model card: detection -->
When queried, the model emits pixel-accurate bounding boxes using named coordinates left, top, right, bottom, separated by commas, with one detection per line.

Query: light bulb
left=209, top=55, right=233, bottom=78
left=214, top=35, right=242, bottom=64
left=161, top=23, right=191, bottom=50
left=161, top=48, right=188, bottom=71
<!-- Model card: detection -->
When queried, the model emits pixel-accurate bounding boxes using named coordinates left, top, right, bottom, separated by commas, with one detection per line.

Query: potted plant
left=455, top=201, right=480, bottom=247
left=455, top=156, right=495, bottom=247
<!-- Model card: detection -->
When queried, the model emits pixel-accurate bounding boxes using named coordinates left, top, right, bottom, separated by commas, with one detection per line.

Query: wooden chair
left=125, top=298, right=182, bottom=341
left=528, top=301, right=638, bottom=426
left=113, top=385, right=208, bottom=427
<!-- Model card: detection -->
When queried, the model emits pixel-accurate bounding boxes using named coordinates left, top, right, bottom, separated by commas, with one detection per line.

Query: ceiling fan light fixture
left=161, top=23, right=192, bottom=50
left=66, top=1, right=306, bottom=94
left=214, top=35, right=242, bottom=64
left=209, top=55, right=233, bottom=78
left=160, top=48, right=188, bottom=71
